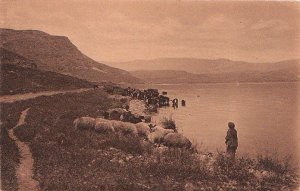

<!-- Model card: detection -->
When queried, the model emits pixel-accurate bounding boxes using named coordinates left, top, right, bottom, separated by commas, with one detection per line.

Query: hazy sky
left=1, top=0, right=300, bottom=63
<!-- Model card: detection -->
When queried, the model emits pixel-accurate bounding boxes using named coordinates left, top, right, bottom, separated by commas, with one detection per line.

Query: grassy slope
left=0, top=47, right=37, bottom=69
left=1, top=127, right=20, bottom=191
left=0, top=64, right=93, bottom=95
left=1, top=89, right=298, bottom=191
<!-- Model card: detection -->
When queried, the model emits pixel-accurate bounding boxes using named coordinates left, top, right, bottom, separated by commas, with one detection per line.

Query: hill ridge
left=111, top=57, right=299, bottom=77
left=0, top=28, right=142, bottom=84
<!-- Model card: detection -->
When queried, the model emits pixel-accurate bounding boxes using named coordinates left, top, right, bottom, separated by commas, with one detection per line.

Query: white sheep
left=94, top=118, right=114, bottom=134
left=111, top=120, right=138, bottom=135
left=163, top=132, right=192, bottom=149
left=135, top=122, right=151, bottom=137
left=147, top=126, right=174, bottom=144
left=73, top=117, right=96, bottom=130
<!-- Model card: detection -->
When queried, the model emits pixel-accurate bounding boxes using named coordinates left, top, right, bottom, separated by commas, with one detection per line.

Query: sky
left=1, top=0, right=300, bottom=63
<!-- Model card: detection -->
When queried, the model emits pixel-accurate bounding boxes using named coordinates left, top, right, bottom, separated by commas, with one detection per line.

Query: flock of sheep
left=73, top=117, right=192, bottom=148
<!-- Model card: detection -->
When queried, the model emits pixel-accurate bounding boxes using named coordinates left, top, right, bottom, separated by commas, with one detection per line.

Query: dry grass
left=1, top=127, right=20, bottom=191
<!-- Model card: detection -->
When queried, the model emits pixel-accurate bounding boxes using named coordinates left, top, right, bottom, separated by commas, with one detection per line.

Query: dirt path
left=8, top=108, right=40, bottom=191
left=0, top=88, right=92, bottom=103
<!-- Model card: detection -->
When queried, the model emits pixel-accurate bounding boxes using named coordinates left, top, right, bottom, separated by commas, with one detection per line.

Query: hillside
left=0, top=47, right=37, bottom=69
left=131, top=69, right=299, bottom=84
left=0, top=28, right=142, bottom=84
left=0, top=64, right=93, bottom=95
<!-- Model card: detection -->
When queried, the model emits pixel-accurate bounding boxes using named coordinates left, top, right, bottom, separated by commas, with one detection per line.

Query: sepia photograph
left=0, top=0, right=299, bottom=190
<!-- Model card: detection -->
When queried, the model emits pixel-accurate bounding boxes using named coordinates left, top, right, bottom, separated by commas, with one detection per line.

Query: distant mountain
left=0, top=28, right=142, bottom=84
left=131, top=68, right=299, bottom=84
left=112, top=57, right=299, bottom=74
left=112, top=58, right=299, bottom=83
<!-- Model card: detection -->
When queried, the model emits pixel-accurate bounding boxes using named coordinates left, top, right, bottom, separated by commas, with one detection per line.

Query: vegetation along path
left=0, top=88, right=92, bottom=103
left=8, top=108, right=40, bottom=191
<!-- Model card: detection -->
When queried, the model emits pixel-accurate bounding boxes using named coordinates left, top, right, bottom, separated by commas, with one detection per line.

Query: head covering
left=228, top=122, right=235, bottom=128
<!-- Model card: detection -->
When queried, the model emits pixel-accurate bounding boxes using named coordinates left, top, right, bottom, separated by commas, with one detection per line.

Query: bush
left=161, top=116, right=176, bottom=131
left=213, top=152, right=299, bottom=190
left=256, top=154, right=292, bottom=174
left=137, top=148, right=210, bottom=182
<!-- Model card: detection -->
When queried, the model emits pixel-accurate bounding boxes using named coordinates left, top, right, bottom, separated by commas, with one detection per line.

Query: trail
left=8, top=108, right=40, bottom=191
left=0, top=88, right=92, bottom=103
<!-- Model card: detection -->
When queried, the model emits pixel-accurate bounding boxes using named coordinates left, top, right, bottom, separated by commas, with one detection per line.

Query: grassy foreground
left=1, top=89, right=299, bottom=190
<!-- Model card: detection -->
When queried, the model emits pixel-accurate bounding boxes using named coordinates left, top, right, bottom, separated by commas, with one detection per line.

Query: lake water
left=135, top=82, right=300, bottom=166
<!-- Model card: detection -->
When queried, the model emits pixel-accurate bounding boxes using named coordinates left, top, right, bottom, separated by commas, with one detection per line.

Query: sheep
left=152, top=126, right=174, bottom=134
left=94, top=118, right=114, bottom=134
left=73, top=117, right=96, bottom=130
left=147, top=126, right=174, bottom=145
left=108, top=108, right=124, bottom=120
left=111, top=120, right=138, bottom=135
left=135, top=122, right=151, bottom=137
left=163, top=133, right=192, bottom=149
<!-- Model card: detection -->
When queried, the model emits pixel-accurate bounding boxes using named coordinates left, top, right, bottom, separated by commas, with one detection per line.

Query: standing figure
left=225, top=122, right=238, bottom=162
left=172, top=98, right=178, bottom=109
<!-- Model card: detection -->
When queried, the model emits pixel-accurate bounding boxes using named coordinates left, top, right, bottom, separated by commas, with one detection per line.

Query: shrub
left=138, top=148, right=210, bottom=182
left=161, top=116, right=176, bottom=131
left=214, top=152, right=255, bottom=182
left=256, top=154, right=292, bottom=174
left=255, top=154, right=298, bottom=187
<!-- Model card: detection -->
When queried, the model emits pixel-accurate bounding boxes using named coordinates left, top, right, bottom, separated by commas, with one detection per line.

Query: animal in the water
left=181, top=100, right=186, bottom=106
left=172, top=98, right=179, bottom=109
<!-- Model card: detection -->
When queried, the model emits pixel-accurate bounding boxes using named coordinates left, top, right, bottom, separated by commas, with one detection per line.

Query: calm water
left=135, top=82, right=300, bottom=165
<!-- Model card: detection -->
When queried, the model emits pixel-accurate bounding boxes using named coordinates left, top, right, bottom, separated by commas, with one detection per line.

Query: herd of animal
left=104, top=85, right=186, bottom=111
left=79, top=84, right=192, bottom=148
left=123, top=87, right=171, bottom=108
left=103, top=107, right=150, bottom=124
left=73, top=117, right=192, bottom=148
